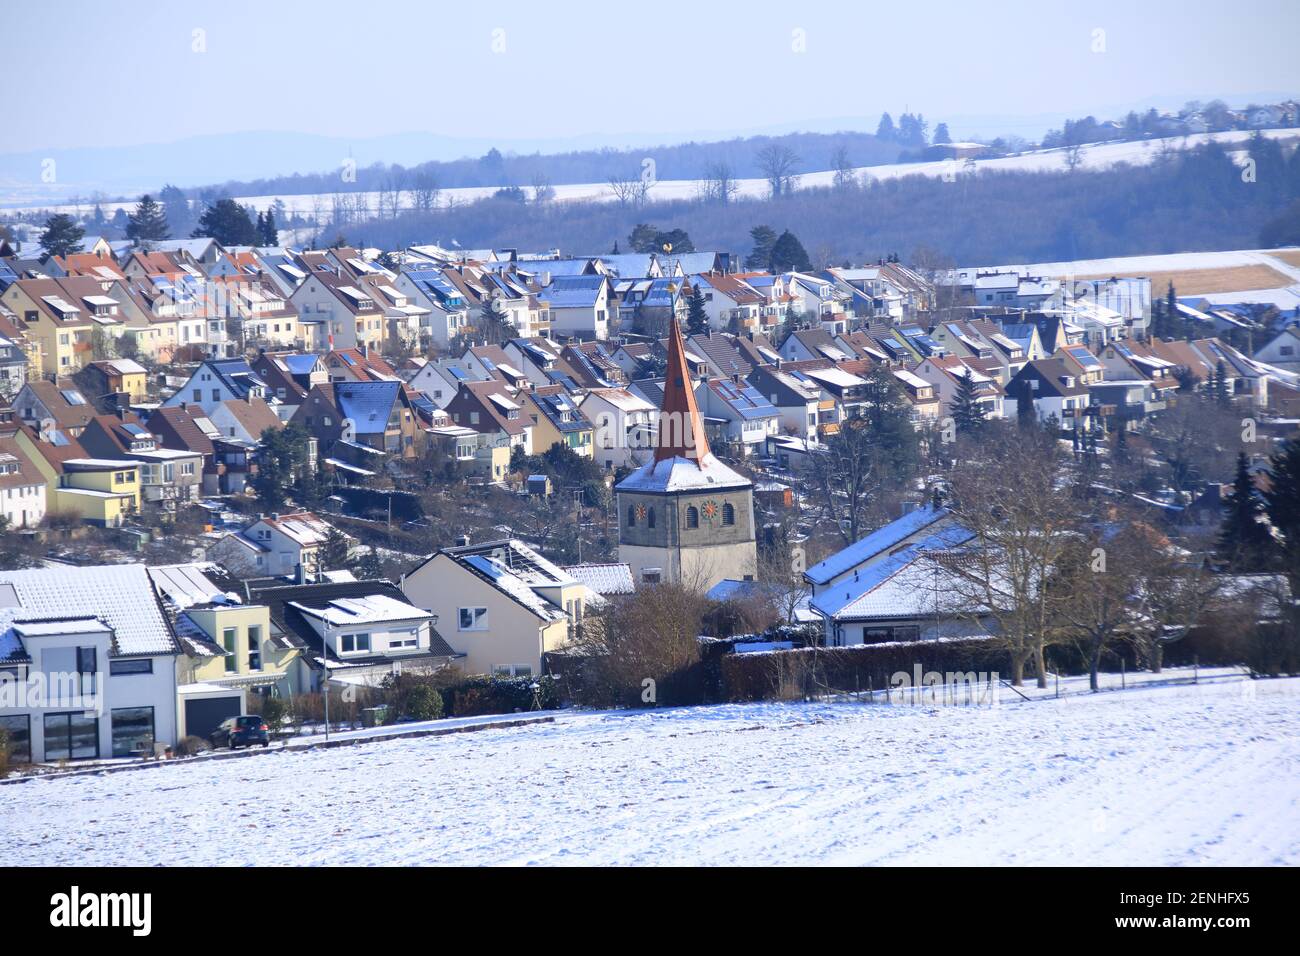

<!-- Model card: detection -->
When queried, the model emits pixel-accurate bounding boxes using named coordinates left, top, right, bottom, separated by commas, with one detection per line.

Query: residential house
left=691, top=274, right=766, bottom=334
left=695, top=377, right=780, bottom=456
left=911, top=355, right=1005, bottom=420
left=207, top=395, right=285, bottom=445
left=0, top=563, right=180, bottom=762
left=249, top=579, right=458, bottom=691
left=537, top=274, right=613, bottom=340
left=148, top=563, right=306, bottom=720
left=14, top=380, right=96, bottom=436
left=0, top=432, right=46, bottom=528
left=746, top=363, right=823, bottom=441
left=288, top=270, right=387, bottom=352
left=207, top=511, right=336, bottom=580
left=83, top=358, right=149, bottom=405
left=77, top=413, right=203, bottom=507
left=162, top=358, right=269, bottom=416
left=290, top=380, right=420, bottom=459
left=395, top=266, right=472, bottom=349
left=579, top=387, right=657, bottom=469
left=443, top=380, right=534, bottom=457
left=519, top=385, right=595, bottom=458
left=3, top=276, right=123, bottom=376
left=401, top=538, right=583, bottom=677
left=1005, top=357, right=1096, bottom=430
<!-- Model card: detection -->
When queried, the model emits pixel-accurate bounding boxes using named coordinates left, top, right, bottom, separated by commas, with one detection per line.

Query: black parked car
left=211, top=715, right=270, bottom=750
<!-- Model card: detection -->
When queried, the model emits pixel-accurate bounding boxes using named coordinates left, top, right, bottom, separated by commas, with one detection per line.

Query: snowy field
left=7, top=129, right=1297, bottom=218
left=4, top=674, right=1297, bottom=866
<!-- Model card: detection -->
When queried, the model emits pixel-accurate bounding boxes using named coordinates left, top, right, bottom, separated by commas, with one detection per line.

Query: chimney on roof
left=455, top=534, right=470, bottom=547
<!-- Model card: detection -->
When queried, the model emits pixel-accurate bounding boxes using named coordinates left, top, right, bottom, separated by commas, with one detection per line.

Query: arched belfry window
left=685, top=506, right=699, bottom=529
left=722, top=502, right=735, bottom=526
left=627, top=504, right=636, bottom=527
left=647, top=507, right=656, bottom=529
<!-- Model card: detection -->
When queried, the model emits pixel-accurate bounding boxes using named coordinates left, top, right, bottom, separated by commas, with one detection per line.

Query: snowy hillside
left=6, top=129, right=1297, bottom=218
left=6, top=673, right=1297, bottom=866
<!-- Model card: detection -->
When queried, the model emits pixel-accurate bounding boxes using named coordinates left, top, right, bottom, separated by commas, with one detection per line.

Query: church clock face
left=635, top=504, right=647, bottom=521
left=701, top=499, right=719, bottom=523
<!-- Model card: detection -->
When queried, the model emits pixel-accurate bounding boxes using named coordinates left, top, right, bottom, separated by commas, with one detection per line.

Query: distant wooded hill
left=338, top=138, right=1300, bottom=268
left=190, top=130, right=904, bottom=199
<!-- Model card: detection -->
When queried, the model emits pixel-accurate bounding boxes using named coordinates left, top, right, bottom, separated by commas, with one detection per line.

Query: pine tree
left=876, top=112, right=896, bottom=142
left=258, top=208, right=279, bottom=245
left=321, top=527, right=350, bottom=571
left=745, top=225, right=777, bottom=270
left=769, top=230, right=812, bottom=273
left=950, top=370, right=987, bottom=434
left=1264, top=439, right=1300, bottom=584
left=126, top=194, right=170, bottom=245
left=1015, top=384, right=1036, bottom=427
left=685, top=284, right=710, bottom=336
left=1215, top=452, right=1275, bottom=571
left=1212, top=360, right=1231, bottom=406
left=933, top=122, right=952, bottom=145
left=38, top=213, right=84, bottom=258
left=192, top=198, right=258, bottom=245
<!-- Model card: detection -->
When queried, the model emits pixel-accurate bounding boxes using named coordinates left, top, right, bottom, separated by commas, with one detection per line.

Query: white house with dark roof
left=206, top=511, right=337, bottom=580
left=162, top=358, right=270, bottom=416
left=0, top=563, right=180, bottom=763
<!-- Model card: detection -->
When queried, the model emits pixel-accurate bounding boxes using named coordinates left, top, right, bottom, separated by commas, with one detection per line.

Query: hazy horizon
left=4, top=0, right=1298, bottom=155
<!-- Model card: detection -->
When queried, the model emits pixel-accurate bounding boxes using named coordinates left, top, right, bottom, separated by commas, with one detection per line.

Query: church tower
left=615, top=317, right=757, bottom=590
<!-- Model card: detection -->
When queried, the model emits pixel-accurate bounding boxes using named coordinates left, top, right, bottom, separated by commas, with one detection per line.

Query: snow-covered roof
left=0, top=563, right=178, bottom=657
left=615, top=453, right=752, bottom=494
left=563, top=562, right=635, bottom=596
left=804, top=505, right=950, bottom=586
left=291, top=593, right=430, bottom=627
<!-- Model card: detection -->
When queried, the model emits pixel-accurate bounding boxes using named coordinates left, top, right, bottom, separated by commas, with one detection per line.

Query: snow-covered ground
left=5, top=671, right=1295, bottom=866
left=6, top=129, right=1297, bottom=219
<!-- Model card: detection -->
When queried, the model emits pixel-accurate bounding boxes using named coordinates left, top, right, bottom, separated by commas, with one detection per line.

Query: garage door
left=185, top=695, right=242, bottom=741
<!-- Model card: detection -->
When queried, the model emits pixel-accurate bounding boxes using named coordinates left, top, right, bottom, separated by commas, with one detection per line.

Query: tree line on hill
left=336, top=135, right=1300, bottom=267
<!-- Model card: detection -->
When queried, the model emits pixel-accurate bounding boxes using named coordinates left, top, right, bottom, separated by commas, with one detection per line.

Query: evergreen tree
left=353, top=546, right=384, bottom=581
left=126, top=194, right=170, bottom=245
left=1212, top=360, right=1231, bottom=406
left=933, top=122, right=952, bottom=145
left=769, top=230, right=812, bottom=273
left=859, top=365, right=921, bottom=479
left=1264, top=439, right=1300, bottom=585
left=876, top=112, right=896, bottom=142
left=1015, top=384, right=1036, bottom=427
left=685, top=284, right=710, bottom=336
left=192, top=198, right=259, bottom=245
left=321, top=526, right=350, bottom=571
left=478, top=295, right=514, bottom=345
left=1215, top=452, right=1274, bottom=571
left=745, top=225, right=778, bottom=270
left=159, top=184, right=192, bottom=234
left=260, top=207, right=278, bottom=245
left=950, top=370, right=987, bottom=434
left=38, top=213, right=84, bottom=258
left=252, top=424, right=310, bottom=512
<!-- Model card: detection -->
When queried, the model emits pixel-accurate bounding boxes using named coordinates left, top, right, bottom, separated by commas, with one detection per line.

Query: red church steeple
left=655, top=316, right=711, bottom=463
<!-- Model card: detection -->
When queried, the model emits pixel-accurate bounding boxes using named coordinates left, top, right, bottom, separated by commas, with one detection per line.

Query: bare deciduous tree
left=607, top=173, right=648, bottom=208
left=756, top=144, right=801, bottom=198
left=410, top=171, right=441, bottom=214
left=699, top=161, right=739, bottom=206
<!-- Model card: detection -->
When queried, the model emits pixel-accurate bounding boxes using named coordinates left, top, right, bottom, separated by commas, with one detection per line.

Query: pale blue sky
left=3, top=0, right=1298, bottom=153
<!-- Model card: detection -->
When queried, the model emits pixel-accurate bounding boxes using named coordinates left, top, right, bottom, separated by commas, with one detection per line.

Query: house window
left=641, top=569, right=662, bottom=584
left=0, top=715, right=30, bottom=763
left=111, top=707, right=155, bottom=757
left=109, top=658, right=152, bottom=676
left=341, top=633, right=371, bottom=653
left=248, top=626, right=262, bottom=670
left=76, top=646, right=97, bottom=696
left=222, top=627, right=237, bottom=673
left=43, top=712, right=99, bottom=760
left=493, top=665, right=532, bottom=677
left=458, top=607, right=489, bottom=631
left=685, top=506, right=699, bottom=529
left=722, top=502, right=735, bottom=526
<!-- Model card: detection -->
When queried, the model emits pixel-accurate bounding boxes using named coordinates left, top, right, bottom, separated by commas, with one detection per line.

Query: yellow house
left=401, top=538, right=586, bottom=677
left=176, top=602, right=304, bottom=695
left=3, top=277, right=114, bottom=376
left=86, top=358, right=149, bottom=403
left=519, top=387, right=595, bottom=458
left=9, top=428, right=138, bottom=526
left=56, top=459, right=140, bottom=526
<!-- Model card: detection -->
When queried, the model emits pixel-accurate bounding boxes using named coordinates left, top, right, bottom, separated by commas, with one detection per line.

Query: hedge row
left=720, top=639, right=1008, bottom=702
left=440, top=675, right=561, bottom=717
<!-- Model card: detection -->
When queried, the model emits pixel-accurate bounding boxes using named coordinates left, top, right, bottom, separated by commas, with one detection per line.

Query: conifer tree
left=951, top=370, right=987, bottom=434
left=126, top=194, right=170, bottom=245
left=38, top=213, right=84, bottom=258
left=685, top=284, right=710, bottom=336
left=1215, top=452, right=1274, bottom=571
